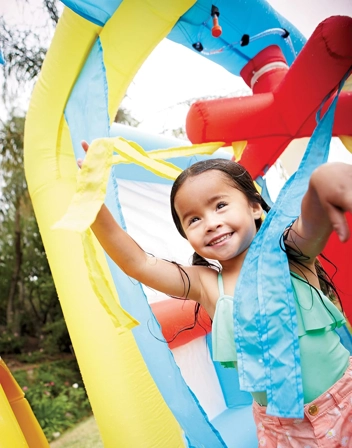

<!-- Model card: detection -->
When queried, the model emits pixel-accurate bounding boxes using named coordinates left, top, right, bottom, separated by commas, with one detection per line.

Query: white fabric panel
left=118, top=180, right=226, bottom=419
left=172, top=337, right=227, bottom=421
left=117, top=179, right=194, bottom=303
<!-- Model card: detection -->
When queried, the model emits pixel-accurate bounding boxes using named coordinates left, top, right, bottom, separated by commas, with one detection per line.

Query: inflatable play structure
left=20, top=0, right=352, bottom=446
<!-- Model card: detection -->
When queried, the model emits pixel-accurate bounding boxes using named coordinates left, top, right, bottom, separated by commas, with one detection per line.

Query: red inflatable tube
left=185, top=16, right=352, bottom=322
left=186, top=16, right=352, bottom=180
left=150, top=299, right=212, bottom=349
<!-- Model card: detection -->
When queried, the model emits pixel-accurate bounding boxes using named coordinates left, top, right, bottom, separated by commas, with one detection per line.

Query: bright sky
left=0, top=0, right=351, bottom=170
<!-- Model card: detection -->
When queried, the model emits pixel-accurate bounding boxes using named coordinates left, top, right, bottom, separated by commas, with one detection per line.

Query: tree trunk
left=6, top=206, right=22, bottom=330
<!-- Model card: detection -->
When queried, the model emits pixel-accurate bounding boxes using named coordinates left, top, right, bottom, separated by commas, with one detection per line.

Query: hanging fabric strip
left=82, top=229, right=140, bottom=332
left=52, top=136, right=224, bottom=331
left=233, top=74, right=348, bottom=418
left=53, top=137, right=223, bottom=233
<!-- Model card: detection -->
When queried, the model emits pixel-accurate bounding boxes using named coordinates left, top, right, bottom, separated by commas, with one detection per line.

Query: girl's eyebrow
left=181, top=194, right=229, bottom=223
left=206, top=194, right=229, bottom=205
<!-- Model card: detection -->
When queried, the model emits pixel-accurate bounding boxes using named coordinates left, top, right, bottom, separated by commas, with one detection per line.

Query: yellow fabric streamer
left=53, top=136, right=224, bottom=332
left=53, top=138, right=114, bottom=232
left=54, top=136, right=225, bottom=232
left=231, top=140, right=248, bottom=161
left=112, top=139, right=224, bottom=178
left=143, top=141, right=224, bottom=159
left=53, top=138, right=140, bottom=332
left=82, top=229, right=139, bottom=332
left=112, top=138, right=183, bottom=180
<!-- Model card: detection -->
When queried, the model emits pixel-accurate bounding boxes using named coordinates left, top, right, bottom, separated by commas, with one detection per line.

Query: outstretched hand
left=77, top=140, right=89, bottom=168
left=311, top=162, right=352, bottom=242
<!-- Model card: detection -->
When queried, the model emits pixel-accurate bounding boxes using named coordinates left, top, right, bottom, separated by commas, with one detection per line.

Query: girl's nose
left=205, top=216, right=221, bottom=232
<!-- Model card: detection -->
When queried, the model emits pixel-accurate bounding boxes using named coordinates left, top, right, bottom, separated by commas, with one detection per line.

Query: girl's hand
left=288, top=162, right=352, bottom=268
left=310, top=162, right=352, bottom=242
left=77, top=140, right=89, bottom=168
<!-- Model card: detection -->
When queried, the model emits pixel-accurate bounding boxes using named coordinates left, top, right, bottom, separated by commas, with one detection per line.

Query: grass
left=50, top=416, right=103, bottom=448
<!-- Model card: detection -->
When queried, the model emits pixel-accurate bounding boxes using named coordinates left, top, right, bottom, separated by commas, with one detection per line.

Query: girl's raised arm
left=78, top=142, right=209, bottom=306
left=286, top=162, right=352, bottom=265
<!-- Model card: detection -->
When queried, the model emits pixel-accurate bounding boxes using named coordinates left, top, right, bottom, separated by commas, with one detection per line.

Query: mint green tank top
left=212, top=272, right=349, bottom=405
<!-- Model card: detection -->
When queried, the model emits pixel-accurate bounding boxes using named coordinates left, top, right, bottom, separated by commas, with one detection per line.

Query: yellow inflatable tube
left=0, top=358, right=48, bottom=447
left=24, top=1, right=196, bottom=446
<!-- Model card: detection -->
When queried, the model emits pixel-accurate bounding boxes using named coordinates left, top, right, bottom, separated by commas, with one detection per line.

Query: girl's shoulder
left=190, top=265, right=220, bottom=319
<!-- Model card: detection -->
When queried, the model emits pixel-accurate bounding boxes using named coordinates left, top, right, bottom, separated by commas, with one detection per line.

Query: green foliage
left=42, top=319, right=72, bottom=355
left=17, top=350, right=48, bottom=364
left=13, top=359, right=91, bottom=441
left=43, top=0, right=61, bottom=26
left=0, top=2, right=139, bottom=357
left=0, top=115, right=26, bottom=206
left=0, top=330, right=24, bottom=354
left=115, top=107, right=140, bottom=127
left=0, top=113, right=66, bottom=341
left=0, top=1, right=61, bottom=99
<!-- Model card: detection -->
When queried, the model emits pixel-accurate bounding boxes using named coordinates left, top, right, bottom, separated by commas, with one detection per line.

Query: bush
left=0, top=330, right=24, bottom=354
left=17, top=350, right=47, bottom=364
left=41, top=319, right=72, bottom=355
left=13, top=359, right=92, bottom=441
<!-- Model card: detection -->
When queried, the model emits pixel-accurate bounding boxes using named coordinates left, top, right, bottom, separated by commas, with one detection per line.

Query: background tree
left=0, top=113, right=65, bottom=349
left=0, top=1, right=139, bottom=126
left=0, top=1, right=59, bottom=108
left=0, top=1, right=139, bottom=355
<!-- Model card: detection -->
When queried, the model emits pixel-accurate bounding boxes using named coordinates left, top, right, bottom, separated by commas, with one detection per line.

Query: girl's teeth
left=211, top=234, right=229, bottom=245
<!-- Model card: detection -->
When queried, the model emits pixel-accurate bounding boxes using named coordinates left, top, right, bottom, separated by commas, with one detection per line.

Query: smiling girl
left=79, top=141, right=352, bottom=447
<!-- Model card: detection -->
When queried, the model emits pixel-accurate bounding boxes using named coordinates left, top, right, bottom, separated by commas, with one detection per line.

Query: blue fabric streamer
left=233, top=76, right=347, bottom=418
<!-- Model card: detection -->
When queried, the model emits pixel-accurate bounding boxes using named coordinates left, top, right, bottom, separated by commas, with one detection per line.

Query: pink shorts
left=253, top=357, right=352, bottom=447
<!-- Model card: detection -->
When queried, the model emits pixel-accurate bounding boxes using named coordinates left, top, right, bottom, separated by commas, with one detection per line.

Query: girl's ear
left=252, top=202, right=263, bottom=220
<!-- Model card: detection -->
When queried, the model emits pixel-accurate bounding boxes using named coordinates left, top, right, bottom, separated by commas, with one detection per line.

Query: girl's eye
left=217, top=202, right=227, bottom=210
left=189, top=217, right=200, bottom=226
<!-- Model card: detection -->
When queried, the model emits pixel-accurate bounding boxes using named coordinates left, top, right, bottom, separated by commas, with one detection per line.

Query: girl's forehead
left=178, top=170, right=231, bottom=193
left=174, top=170, right=237, bottom=208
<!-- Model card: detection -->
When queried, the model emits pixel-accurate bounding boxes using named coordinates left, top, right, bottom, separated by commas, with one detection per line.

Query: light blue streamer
left=64, top=37, right=110, bottom=157
left=234, top=79, right=345, bottom=418
left=105, top=172, right=227, bottom=448
left=65, top=34, right=227, bottom=448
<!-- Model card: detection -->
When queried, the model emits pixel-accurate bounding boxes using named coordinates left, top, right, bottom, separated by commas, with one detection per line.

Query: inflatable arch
left=24, top=1, right=352, bottom=446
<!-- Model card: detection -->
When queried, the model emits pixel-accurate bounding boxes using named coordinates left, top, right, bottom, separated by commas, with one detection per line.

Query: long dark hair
left=170, top=158, right=340, bottom=308
left=282, top=223, right=343, bottom=313
left=169, top=158, right=270, bottom=331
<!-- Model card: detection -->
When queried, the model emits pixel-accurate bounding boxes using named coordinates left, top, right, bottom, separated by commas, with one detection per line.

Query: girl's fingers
left=81, top=140, right=89, bottom=152
left=78, top=141, right=89, bottom=168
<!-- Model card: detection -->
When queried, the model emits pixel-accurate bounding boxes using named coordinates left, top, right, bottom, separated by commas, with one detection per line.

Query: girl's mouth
left=208, top=233, right=233, bottom=246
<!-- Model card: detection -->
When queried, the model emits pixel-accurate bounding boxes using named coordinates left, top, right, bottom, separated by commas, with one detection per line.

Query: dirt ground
left=50, top=416, right=103, bottom=448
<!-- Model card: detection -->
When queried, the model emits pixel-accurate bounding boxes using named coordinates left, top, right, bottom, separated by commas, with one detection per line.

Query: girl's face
left=174, top=170, right=262, bottom=266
